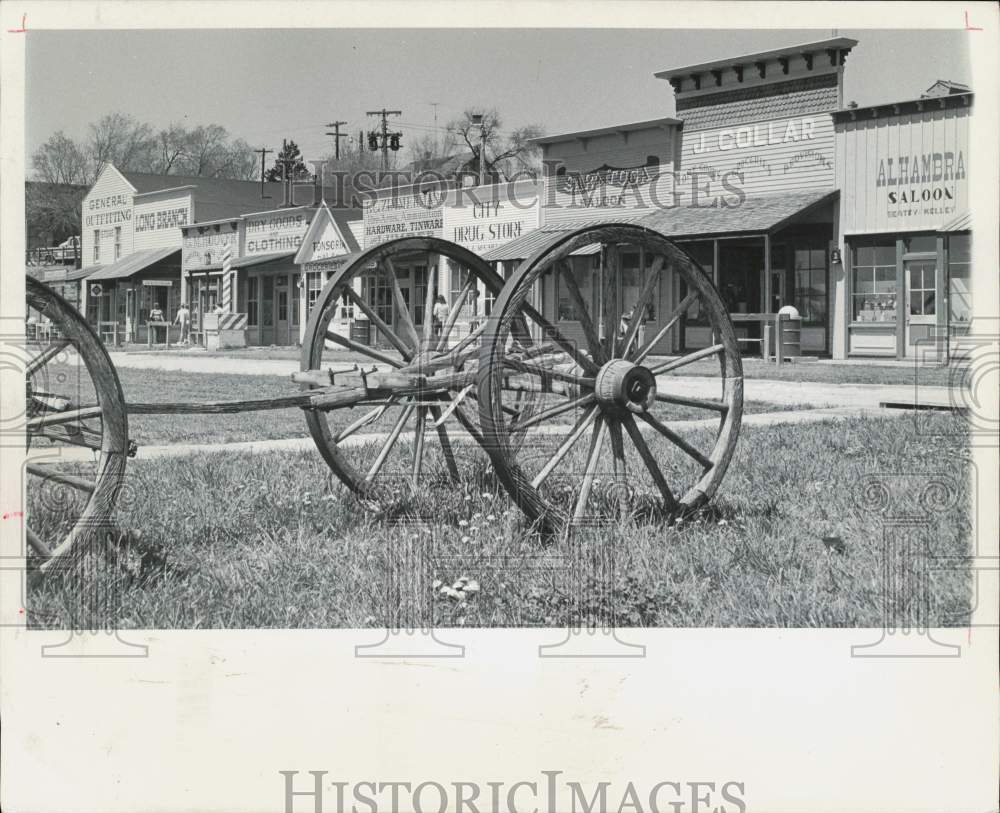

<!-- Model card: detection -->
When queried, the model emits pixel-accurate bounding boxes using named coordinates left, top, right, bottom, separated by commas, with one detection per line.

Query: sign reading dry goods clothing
left=244, top=209, right=309, bottom=255
left=363, top=188, right=445, bottom=248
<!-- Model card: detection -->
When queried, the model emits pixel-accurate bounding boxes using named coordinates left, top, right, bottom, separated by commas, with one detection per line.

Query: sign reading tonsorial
left=363, top=186, right=445, bottom=249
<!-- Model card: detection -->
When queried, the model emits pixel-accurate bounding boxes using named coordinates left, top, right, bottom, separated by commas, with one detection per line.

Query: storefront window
left=451, top=264, right=477, bottom=316
left=114, top=227, right=122, bottom=260
left=851, top=239, right=897, bottom=322
left=291, top=277, right=301, bottom=327
left=678, top=241, right=713, bottom=325
left=557, top=260, right=593, bottom=321
left=793, top=248, right=827, bottom=325
left=413, top=265, right=428, bottom=325
left=908, top=263, right=936, bottom=316
left=247, top=277, right=258, bottom=327
left=93, top=230, right=100, bottom=262
left=307, top=271, right=324, bottom=313
left=948, top=234, right=971, bottom=324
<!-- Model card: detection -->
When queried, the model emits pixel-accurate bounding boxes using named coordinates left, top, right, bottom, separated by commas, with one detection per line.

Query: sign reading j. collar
left=678, top=114, right=835, bottom=196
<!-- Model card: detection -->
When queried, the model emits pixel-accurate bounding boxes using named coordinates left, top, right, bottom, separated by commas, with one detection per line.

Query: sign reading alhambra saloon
left=835, top=103, right=971, bottom=233
left=876, top=149, right=967, bottom=221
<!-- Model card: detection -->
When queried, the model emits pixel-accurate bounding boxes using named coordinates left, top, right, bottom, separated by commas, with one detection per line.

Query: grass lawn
left=41, top=364, right=817, bottom=447
left=664, top=357, right=957, bottom=387
left=26, top=411, right=971, bottom=629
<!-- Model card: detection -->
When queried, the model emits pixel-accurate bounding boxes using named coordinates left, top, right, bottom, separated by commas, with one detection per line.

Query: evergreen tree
left=264, top=140, right=312, bottom=182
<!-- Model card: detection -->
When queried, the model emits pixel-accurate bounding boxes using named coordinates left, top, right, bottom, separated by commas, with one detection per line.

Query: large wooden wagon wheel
left=302, top=237, right=516, bottom=505
left=477, top=224, right=743, bottom=532
left=24, top=277, right=129, bottom=571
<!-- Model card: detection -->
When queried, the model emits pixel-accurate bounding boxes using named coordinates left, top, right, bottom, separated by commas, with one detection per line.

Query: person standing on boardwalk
left=432, top=294, right=448, bottom=340
left=175, top=302, right=191, bottom=345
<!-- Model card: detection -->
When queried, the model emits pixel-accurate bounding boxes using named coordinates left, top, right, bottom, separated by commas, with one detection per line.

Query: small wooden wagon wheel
left=24, top=277, right=129, bottom=571
left=477, top=224, right=743, bottom=532
left=301, top=237, right=511, bottom=505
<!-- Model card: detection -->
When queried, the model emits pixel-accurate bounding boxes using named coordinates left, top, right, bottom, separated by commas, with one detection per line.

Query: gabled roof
left=293, top=205, right=362, bottom=264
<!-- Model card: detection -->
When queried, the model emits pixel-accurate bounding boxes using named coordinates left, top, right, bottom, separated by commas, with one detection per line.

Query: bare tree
left=219, top=138, right=260, bottom=181
left=154, top=123, right=190, bottom=174
left=31, top=131, right=88, bottom=184
left=86, top=112, right=157, bottom=179
left=448, top=108, right=544, bottom=182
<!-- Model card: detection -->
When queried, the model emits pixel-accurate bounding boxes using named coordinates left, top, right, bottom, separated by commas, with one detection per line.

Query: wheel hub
left=594, top=359, right=656, bottom=414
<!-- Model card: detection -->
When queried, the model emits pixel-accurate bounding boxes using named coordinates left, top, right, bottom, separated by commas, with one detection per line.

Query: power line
left=365, top=108, right=402, bottom=171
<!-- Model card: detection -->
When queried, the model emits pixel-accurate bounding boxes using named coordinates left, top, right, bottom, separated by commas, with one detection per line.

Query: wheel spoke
left=573, top=415, right=609, bottom=523
left=603, top=244, right=620, bottom=358
left=364, top=401, right=415, bottom=484
left=344, top=287, right=413, bottom=361
left=520, top=302, right=599, bottom=375
left=428, top=404, right=461, bottom=480
left=383, top=257, right=420, bottom=351
left=558, top=260, right=604, bottom=364
left=654, top=392, right=728, bottom=413
left=436, top=274, right=477, bottom=352
left=621, top=413, right=678, bottom=512
left=33, top=424, right=104, bottom=451
left=511, top=392, right=596, bottom=433
left=446, top=397, right=486, bottom=446
left=411, top=406, right=427, bottom=487
left=432, top=319, right=487, bottom=369
left=501, top=357, right=594, bottom=388
left=607, top=418, right=629, bottom=514
left=633, top=290, right=698, bottom=363
left=26, top=339, right=71, bottom=378
left=27, top=464, right=96, bottom=493
left=26, top=526, right=53, bottom=558
left=619, top=256, right=664, bottom=359
left=28, top=405, right=103, bottom=429
left=648, top=343, right=724, bottom=376
left=531, top=405, right=599, bottom=489
left=334, top=403, right=392, bottom=443
left=324, top=330, right=403, bottom=368
left=638, top=412, right=713, bottom=469
left=432, top=384, right=474, bottom=426
left=423, top=267, right=437, bottom=347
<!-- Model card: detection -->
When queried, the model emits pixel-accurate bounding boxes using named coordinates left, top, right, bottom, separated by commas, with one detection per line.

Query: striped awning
left=941, top=211, right=971, bottom=232
left=87, top=247, right=180, bottom=282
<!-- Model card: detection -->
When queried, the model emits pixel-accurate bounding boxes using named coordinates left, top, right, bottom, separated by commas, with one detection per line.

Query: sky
left=24, top=27, right=971, bottom=169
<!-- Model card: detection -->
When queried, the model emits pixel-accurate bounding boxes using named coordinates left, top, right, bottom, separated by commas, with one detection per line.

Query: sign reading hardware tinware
left=363, top=187, right=445, bottom=249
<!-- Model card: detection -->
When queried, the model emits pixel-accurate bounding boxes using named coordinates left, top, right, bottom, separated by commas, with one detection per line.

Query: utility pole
left=325, top=121, right=349, bottom=159
left=366, top=108, right=402, bottom=171
left=429, top=102, right=440, bottom=151
left=471, top=113, right=487, bottom=186
left=255, top=147, right=273, bottom=199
